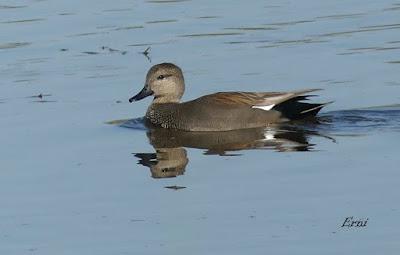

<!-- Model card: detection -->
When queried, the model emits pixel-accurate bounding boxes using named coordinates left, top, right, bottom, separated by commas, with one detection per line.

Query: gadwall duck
left=129, top=63, right=331, bottom=131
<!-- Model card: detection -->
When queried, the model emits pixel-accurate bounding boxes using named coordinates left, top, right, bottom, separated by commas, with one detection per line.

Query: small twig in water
left=27, top=93, right=52, bottom=99
left=164, top=185, right=186, bottom=190
left=141, top=46, right=152, bottom=62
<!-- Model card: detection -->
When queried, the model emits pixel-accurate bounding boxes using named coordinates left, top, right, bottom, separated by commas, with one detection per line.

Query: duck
left=129, top=63, right=331, bottom=131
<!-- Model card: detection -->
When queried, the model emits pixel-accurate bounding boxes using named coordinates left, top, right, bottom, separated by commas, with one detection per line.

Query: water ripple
left=0, top=42, right=31, bottom=50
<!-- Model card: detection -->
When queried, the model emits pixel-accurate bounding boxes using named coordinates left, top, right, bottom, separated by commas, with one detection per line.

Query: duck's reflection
left=133, top=122, right=323, bottom=178
left=123, top=106, right=400, bottom=178
left=135, top=148, right=188, bottom=178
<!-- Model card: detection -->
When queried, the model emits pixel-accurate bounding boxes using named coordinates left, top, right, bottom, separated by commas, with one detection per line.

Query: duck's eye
left=157, top=75, right=165, bottom=80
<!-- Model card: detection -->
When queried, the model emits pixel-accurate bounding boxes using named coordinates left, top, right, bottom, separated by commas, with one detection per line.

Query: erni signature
left=341, top=217, right=368, bottom=228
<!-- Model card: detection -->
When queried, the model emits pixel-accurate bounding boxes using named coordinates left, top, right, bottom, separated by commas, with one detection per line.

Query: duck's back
left=146, top=93, right=284, bottom=131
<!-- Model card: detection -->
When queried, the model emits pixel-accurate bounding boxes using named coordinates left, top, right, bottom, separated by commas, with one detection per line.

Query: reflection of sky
left=1, top=0, right=400, bottom=254
left=1, top=0, right=400, bottom=108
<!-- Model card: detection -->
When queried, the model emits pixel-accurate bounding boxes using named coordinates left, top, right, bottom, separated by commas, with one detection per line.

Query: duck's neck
left=152, top=96, right=180, bottom=104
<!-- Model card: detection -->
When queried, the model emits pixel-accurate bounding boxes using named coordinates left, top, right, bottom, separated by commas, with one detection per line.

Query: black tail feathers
left=272, top=96, right=332, bottom=120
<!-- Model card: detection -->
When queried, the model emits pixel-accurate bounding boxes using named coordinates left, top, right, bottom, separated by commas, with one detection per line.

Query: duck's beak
left=129, top=84, right=154, bottom=102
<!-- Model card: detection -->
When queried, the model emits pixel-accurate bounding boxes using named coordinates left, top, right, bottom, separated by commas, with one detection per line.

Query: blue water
left=1, top=0, right=400, bottom=254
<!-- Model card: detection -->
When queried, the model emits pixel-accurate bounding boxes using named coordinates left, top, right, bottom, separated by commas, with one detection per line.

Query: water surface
left=1, top=0, right=400, bottom=254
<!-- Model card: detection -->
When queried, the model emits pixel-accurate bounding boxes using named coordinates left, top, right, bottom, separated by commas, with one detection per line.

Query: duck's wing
left=202, top=89, right=332, bottom=119
left=203, top=89, right=322, bottom=109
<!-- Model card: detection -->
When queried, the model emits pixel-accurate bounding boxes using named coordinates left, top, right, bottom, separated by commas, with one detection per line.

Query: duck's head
left=129, top=63, right=185, bottom=104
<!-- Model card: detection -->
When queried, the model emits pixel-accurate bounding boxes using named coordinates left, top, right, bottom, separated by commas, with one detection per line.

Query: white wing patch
left=262, top=129, right=276, bottom=141
left=252, top=104, right=275, bottom=111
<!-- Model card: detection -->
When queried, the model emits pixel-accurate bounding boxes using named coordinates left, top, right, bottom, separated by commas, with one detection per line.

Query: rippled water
left=1, top=0, right=400, bottom=254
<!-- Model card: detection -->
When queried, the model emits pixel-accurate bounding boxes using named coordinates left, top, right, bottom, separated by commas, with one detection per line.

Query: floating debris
left=26, top=94, right=55, bottom=103
left=141, top=46, right=151, bottom=62
left=102, top=46, right=118, bottom=52
left=142, top=46, right=151, bottom=55
left=27, top=93, right=52, bottom=99
left=101, top=46, right=127, bottom=55
left=164, top=185, right=186, bottom=190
